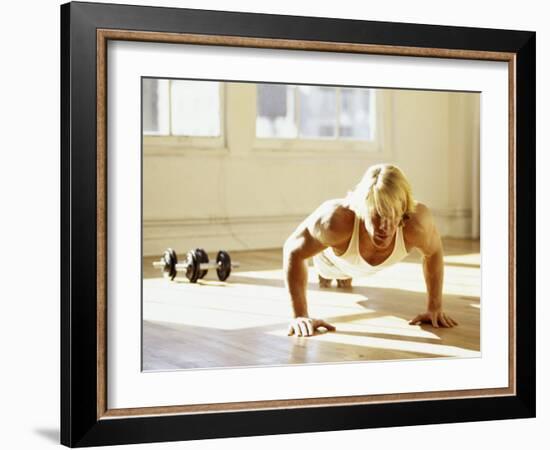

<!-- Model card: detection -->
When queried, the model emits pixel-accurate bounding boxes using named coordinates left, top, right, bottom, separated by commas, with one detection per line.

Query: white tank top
left=323, top=213, right=409, bottom=278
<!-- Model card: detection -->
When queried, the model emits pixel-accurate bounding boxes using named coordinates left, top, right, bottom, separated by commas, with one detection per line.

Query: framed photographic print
left=60, top=1, right=536, bottom=447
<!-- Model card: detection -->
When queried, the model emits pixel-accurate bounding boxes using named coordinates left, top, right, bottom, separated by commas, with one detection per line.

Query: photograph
left=141, top=79, right=481, bottom=371
left=56, top=1, right=537, bottom=447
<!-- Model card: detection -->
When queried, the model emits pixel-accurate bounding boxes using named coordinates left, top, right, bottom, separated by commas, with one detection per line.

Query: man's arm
left=283, top=202, right=347, bottom=336
left=408, top=204, right=459, bottom=328
left=283, top=225, right=324, bottom=319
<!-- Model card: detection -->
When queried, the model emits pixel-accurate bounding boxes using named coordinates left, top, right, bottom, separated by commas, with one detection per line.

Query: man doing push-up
left=283, top=163, right=458, bottom=337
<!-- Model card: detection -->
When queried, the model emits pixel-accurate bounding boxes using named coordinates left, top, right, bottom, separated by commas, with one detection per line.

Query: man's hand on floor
left=288, top=317, right=336, bottom=337
left=409, top=310, right=459, bottom=328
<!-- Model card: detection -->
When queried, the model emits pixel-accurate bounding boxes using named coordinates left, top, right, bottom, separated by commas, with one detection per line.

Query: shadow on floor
left=33, top=428, right=59, bottom=444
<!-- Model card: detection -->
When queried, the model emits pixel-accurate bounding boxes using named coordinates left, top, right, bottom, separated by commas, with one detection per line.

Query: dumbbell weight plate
left=185, top=250, right=201, bottom=284
left=216, top=250, right=232, bottom=282
left=194, top=248, right=209, bottom=279
left=163, top=248, right=178, bottom=281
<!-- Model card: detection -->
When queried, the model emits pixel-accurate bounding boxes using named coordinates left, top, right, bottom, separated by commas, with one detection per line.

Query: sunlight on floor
left=334, top=315, right=443, bottom=340
left=143, top=278, right=374, bottom=330
left=268, top=315, right=480, bottom=358
left=143, top=243, right=480, bottom=368
left=235, top=258, right=480, bottom=297
left=444, top=253, right=481, bottom=266
left=144, top=254, right=480, bottom=330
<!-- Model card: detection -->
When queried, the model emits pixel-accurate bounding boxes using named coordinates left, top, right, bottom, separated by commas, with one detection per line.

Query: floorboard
left=143, top=239, right=480, bottom=370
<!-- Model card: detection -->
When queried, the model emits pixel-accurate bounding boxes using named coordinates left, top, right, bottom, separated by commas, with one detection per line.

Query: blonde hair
left=346, top=164, right=416, bottom=222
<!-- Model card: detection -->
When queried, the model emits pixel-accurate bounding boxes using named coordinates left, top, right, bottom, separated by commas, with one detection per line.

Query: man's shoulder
left=403, top=202, right=435, bottom=243
left=310, top=199, right=355, bottom=244
left=318, top=199, right=355, bottom=229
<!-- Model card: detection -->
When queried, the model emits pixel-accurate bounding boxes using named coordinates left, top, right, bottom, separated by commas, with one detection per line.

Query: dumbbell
left=185, top=249, right=240, bottom=282
left=152, top=248, right=240, bottom=283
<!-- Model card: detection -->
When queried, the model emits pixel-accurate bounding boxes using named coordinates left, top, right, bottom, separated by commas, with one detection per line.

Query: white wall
left=2, top=1, right=546, bottom=450
left=144, top=86, right=480, bottom=255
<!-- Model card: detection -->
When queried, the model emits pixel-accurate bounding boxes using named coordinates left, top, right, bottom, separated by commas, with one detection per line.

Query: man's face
left=365, top=211, right=400, bottom=249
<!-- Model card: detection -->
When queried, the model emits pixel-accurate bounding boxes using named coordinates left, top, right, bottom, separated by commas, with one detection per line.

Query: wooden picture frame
left=61, top=1, right=535, bottom=447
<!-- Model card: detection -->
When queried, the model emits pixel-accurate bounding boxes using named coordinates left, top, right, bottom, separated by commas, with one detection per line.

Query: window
left=141, top=79, right=389, bottom=156
left=142, top=78, right=222, bottom=138
left=256, top=84, right=377, bottom=143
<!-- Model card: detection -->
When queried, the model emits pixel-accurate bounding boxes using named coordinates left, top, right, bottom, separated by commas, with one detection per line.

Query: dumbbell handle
left=174, top=261, right=240, bottom=270
left=153, top=260, right=240, bottom=270
left=152, top=261, right=230, bottom=269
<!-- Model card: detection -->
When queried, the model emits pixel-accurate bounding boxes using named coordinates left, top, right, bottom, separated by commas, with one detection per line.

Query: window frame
left=143, top=80, right=227, bottom=156
left=253, top=87, right=393, bottom=156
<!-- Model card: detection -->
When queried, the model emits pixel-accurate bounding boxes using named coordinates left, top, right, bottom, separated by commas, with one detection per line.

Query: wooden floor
left=142, top=239, right=480, bottom=371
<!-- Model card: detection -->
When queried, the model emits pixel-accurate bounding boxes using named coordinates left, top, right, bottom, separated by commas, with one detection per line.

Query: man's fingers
left=438, top=314, right=450, bottom=328
left=320, top=321, right=336, bottom=332
left=442, top=313, right=458, bottom=328
left=409, top=312, right=458, bottom=328
left=305, top=320, right=314, bottom=336
left=287, top=324, right=294, bottom=336
left=409, top=315, right=422, bottom=325
left=298, top=321, right=308, bottom=337
left=447, top=316, right=458, bottom=327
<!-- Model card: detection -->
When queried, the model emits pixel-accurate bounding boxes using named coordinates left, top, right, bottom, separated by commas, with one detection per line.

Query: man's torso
left=316, top=199, right=422, bottom=266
